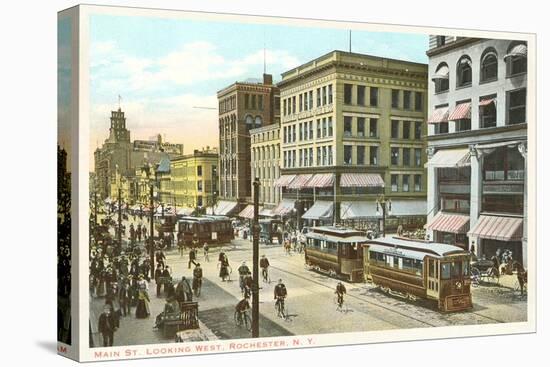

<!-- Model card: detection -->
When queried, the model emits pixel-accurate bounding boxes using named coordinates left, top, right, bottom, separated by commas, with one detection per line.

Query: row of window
left=283, top=117, right=334, bottom=144
left=390, top=174, right=423, bottom=193
left=244, top=93, right=265, bottom=110
left=343, top=145, right=379, bottom=166
left=283, top=146, right=334, bottom=168
left=433, top=42, right=527, bottom=93
left=219, top=95, right=236, bottom=113
left=369, top=251, right=424, bottom=276
left=390, top=89, right=424, bottom=111
left=252, top=144, right=280, bottom=161
left=343, top=84, right=379, bottom=107
left=254, top=165, right=279, bottom=180
left=251, top=129, right=280, bottom=144
left=283, top=84, right=333, bottom=116
left=390, top=147, right=423, bottom=167
left=391, top=120, right=423, bottom=140
left=343, top=116, right=378, bottom=138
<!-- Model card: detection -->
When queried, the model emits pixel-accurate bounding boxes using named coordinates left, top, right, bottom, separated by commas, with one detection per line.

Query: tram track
left=270, top=256, right=508, bottom=327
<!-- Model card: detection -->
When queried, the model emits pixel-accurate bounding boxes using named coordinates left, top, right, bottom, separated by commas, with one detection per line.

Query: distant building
left=250, top=123, right=281, bottom=208
left=93, top=108, right=183, bottom=200
left=424, top=36, right=528, bottom=265
left=170, top=147, right=219, bottom=212
left=217, top=74, right=280, bottom=213
left=276, top=51, right=428, bottom=231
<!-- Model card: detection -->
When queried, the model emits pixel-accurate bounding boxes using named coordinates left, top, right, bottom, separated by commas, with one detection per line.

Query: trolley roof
left=366, top=236, right=469, bottom=258
left=306, top=230, right=368, bottom=244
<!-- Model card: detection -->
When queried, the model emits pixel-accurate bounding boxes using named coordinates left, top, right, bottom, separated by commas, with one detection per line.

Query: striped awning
left=302, top=201, right=333, bottom=220
left=239, top=204, right=259, bottom=219
left=426, top=212, right=470, bottom=234
left=272, top=199, right=295, bottom=216
left=206, top=200, right=238, bottom=216
left=479, top=98, right=495, bottom=107
left=340, top=173, right=385, bottom=188
left=177, top=207, right=195, bottom=216
left=505, top=44, right=527, bottom=59
left=468, top=215, right=523, bottom=241
left=428, top=107, right=450, bottom=124
left=288, top=174, right=313, bottom=189
left=432, top=65, right=449, bottom=81
left=304, top=173, right=334, bottom=188
left=425, top=148, right=470, bottom=168
left=448, top=102, right=471, bottom=121
left=274, top=174, right=297, bottom=188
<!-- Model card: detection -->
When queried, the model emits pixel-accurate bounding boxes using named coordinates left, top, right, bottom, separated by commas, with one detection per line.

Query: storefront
left=425, top=211, right=470, bottom=249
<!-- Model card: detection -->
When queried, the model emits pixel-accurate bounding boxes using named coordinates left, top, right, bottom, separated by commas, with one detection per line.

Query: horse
left=512, top=261, right=527, bottom=296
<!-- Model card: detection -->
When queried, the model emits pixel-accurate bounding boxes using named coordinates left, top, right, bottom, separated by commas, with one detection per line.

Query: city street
left=90, top=214, right=527, bottom=347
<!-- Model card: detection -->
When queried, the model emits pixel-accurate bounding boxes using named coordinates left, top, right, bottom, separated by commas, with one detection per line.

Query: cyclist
left=260, top=255, right=270, bottom=282
left=274, top=279, right=287, bottom=317
left=235, top=297, right=251, bottom=325
left=242, top=271, right=253, bottom=299
left=238, top=261, right=250, bottom=293
left=203, top=242, right=210, bottom=262
left=192, top=263, right=203, bottom=297
left=335, top=281, right=347, bottom=308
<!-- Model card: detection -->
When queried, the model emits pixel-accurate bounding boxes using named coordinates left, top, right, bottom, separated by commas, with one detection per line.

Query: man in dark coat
left=175, top=276, right=193, bottom=303
left=188, top=247, right=197, bottom=269
left=118, top=279, right=131, bottom=317
left=98, top=306, right=117, bottom=347
left=154, top=264, right=164, bottom=297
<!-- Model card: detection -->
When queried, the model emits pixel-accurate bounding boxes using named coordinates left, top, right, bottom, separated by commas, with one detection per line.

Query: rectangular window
left=299, top=149, right=303, bottom=167
left=292, top=96, right=296, bottom=114
left=328, top=84, right=333, bottom=104
left=357, top=85, right=366, bottom=105
left=441, top=263, right=451, bottom=280
left=344, top=116, right=352, bottom=137
left=299, top=94, right=303, bottom=112
left=322, top=146, right=327, bottom=165
left=197, top=165, right=203, bottom=176
left=316, top=88, right=321, bottom=107
left=283, top=100, right=287, bottom=116
left=198, top=180, right=203, bottom=191
left=480, top=97, right=497, bottom=128
left=403, top=175, right=410, bottom=192
left=344, top=145, right=353, bottom=165
left=322, top=118, right=327, bottom=137
left=370, top=87, right=378, bottom=106
left=369, top=146, right=378, bottom=165
left=435, top=122, right=449, bottom=134
left=391, top=174, right=399, bottom=192
left=258, top=95, right=264, bottom=110
left=456, top=118, right=471, bottom=131
left=403, top=121, right=411, bottom=139
left=309, top=148, right=314, bottom=167
left=357, top=117, right=365, bottom=137
left=309, top=121, right=314, bottom=140
left=369, top=118, right=378, bottom=137
left=404, top=91, right=411, bottom=110
left=392, top=89, right=400, bottom=109
left=414, top=174, right=422, bottom=191
left=308, top=91, right=313, bottom=110
left=322, top=86, right=327, bottom=105
left=328, top=117, right=333, bottom=136
left=317, top=147, right=321, bottom=166
left=391, top=147, right=400, bottom=166
left=415, top=92, right=423, bottom=111
left=251, top=95, right=256, bottom=109
left=344, top=84, right=353, bottom=105
left=292, top=125, right=296, bottom=142
left=357, top=146, right=365, bottom=165
left=283, top=151, right=287, bottom=168
left=391, top=120, right=400, bottom=139
left=292, top=150, right=296, bottom=167
left=414, top=121, right=422, bottom=139
left=317, top=119, right=321, bottom=138
left=403, top=148, right=411, bottom=167
left=328, top=145, right=333, bottom=165
left=415, top=148, right=422, bottom=167
left=507, top=88, right=526, bottom=125
left=245, top=94, right=250, bottom=109
left=299, top=123, right=303, bottom=141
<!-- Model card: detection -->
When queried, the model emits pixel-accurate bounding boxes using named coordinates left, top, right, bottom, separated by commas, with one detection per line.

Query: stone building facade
left=250, top=123, right=281, bottom=208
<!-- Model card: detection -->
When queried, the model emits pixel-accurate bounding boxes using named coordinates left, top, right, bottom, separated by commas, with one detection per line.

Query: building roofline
left=426, top=37, right=482, bottom=57
left=250, top=123, right=280, bottom=134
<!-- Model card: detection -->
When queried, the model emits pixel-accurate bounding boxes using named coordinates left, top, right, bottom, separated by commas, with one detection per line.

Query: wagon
left=470, top=259, right=499, bottom=285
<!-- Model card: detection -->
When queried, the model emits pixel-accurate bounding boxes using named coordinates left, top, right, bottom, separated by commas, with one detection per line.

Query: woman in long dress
left=135, top=274, right=150, bottom=318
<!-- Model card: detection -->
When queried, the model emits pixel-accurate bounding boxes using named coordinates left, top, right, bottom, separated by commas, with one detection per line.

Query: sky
left=58, top=16, right=72, bottom=170
left=89, top=14, right=429, bottom=167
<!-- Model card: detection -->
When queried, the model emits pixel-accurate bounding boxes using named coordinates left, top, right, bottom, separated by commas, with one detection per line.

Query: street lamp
left=142, top=161, right=159, bottom=279
left=376, top=195, right=392, bottom=238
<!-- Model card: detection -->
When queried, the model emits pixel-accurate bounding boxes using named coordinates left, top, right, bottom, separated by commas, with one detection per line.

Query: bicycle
left=275, top=297, right=287, bottom=319
left=234, top=310, right=252, bottom=331
left=262, top=267, right=271, bottom=283
left=334, top=293, right=347, bottom=312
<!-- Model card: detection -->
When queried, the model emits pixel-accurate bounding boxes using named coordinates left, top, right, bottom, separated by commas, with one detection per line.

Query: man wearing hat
left=175, top=276, right=192, bottom=303
left=98, top=305, right=117, bottom=347
left=192, top=263, right=203, bottom=297
left=238, top=261, right=250, bottom=293
left=154, top=264, right=164, bottom=297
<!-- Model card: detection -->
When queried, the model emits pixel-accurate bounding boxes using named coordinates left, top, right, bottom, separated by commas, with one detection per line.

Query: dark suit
left=98, top=312, right=116, bottom=347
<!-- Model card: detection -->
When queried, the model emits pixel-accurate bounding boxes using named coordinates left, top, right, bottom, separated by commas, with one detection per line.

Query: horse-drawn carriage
left=470, top=259, right=500, bottom=285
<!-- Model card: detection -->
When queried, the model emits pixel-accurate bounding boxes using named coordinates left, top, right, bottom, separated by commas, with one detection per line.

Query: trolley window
left=451, top=261, right=462, bottom=278
left=441, top=262, right=451, bottom=280
left=462, top=260, right=470, bottom=276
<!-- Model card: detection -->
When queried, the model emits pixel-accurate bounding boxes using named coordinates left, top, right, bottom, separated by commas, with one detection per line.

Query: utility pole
left=118, top=186, right=122, bottom=250
left=149, top=181, right=155, bottom=279
left=94, top=191, right=98, bottom=225
left=252, top=178, right=260, bottom=338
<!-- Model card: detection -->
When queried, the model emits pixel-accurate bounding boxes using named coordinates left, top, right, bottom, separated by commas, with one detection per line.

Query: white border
left=76, top=4, right=536, bottom=362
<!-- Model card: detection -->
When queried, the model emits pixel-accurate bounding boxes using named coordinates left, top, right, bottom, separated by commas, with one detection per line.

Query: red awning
left=238, top=205, right=258, bottom=219
left=448, top=102, right=471, bottom=120
left=272, top=199, right=295, bottom=216
left=304, top=173, right=335, bottom=188
left=479, top=98, right=495, bottom=107
left=426, top=212, right=470, bottom=234
left=288, top=174, right=313, bottom=189
left=273, top=174, right=296, bottom=188
left=468, top=215, right=523, bottom=241
left=340, top=173, right=385, bottom=188
left=428, top=107, right=449, bottom=124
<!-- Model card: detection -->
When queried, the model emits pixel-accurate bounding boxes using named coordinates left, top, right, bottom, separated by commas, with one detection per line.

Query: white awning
left=177, top=207, right=195, bottom=216
left=340, top=201, right=378, bottom=220
left=302, top=201, right=334, bottom=220
left=425, top=148, right=470, bottom=168
left=206, top=200, right=238, bottom=216
left=504, top=44, right=527, bottom=59
left=389, top=200, right=427, bottom=217
left=272, top=199, right=295, bottom=216
left=432, top=64, right=449, bottom=81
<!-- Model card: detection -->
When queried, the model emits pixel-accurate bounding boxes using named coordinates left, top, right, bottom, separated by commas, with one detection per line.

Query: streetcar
left=364, top=236, right=472, bottom=312
left=177, top=216, right=234, bottom=247
left=304, top=226, right=368, bottom=282
left=259, top=218, right=283, bottom=245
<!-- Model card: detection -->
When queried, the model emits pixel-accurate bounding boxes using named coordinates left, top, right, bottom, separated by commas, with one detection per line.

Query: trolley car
left=177, top=216, right=234, bottom=247
left=364, top=237, right=472, bottom=312
left=304, top=226, right=368, bottom=282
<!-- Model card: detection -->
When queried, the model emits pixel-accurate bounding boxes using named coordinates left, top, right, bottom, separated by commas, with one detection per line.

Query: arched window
left=433, top=62, right=449, bottom=93
left=480, top=49, right=498, bottom=82
left=456, top=56, right=472, bottom=87
left=255, top=116, right=263, bottom=128
left=505, top=42, right=527, bottom=76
